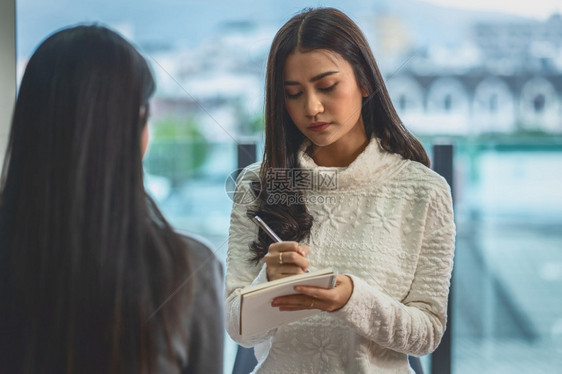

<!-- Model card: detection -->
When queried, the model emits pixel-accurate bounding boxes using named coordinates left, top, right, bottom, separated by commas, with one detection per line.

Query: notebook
left=239, top=267, right=338, bottom=337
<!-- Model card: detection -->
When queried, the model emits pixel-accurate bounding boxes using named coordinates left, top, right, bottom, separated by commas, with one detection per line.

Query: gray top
left=158, top=234, right=225, bottom=374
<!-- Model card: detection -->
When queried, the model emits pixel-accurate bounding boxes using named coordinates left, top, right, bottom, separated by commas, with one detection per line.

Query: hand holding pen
left=252, top=215, right=352, bottom=312
left=251, top=216, right=311, bottom=281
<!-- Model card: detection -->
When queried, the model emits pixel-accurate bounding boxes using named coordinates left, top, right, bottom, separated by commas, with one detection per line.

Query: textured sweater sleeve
left=224, top=164, right=276, bottom=347
left=333, top=181, right=455, bottom=356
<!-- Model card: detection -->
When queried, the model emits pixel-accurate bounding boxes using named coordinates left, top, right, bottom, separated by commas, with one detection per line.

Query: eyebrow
left=284, top=71, right=339, bottom=85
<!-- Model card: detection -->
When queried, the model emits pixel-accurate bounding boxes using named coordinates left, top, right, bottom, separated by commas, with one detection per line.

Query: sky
left=421, top=0, right=562, bottom=19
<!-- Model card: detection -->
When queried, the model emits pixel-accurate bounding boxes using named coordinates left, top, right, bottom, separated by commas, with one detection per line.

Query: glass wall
left=16, top=1, right=562, bottom=372
left=450, top=140, right=562, bottom=373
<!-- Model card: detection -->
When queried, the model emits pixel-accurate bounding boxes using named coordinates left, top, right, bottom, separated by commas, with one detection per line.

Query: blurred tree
left=233, top=99, right=264, bottom=136
left=144, top=117, right=209, bottom=188
left=243, top=114, right=264, bottom=136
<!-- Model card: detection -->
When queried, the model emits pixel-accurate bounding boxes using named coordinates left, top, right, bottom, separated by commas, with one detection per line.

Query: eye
left=319, top=82, right=338, bottom=92
left=285, top=91, right=302, bottom=99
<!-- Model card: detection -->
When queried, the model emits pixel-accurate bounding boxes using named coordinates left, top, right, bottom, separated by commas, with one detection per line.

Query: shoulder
left=176, top=233, right=224, bottom=317
left=397, top=160, right=451, bottom=196
left=231, top=162, right=262, bottom=207
left=237, top=162, right=261, bottom=183
left=177, top=233, right=223, bottom=279
left=390, top=161, right=455, bottom=234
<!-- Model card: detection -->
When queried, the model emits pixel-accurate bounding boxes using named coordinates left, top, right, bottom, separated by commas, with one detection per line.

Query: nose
left=304, top=92, right=323, bottom=117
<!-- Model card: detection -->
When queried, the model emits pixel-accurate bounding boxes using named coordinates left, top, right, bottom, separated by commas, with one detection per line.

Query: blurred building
left=145, top=11, right=562, bottom=138
left=388, top=14, right=562, bottom=135
left=473, top=13, right=562, bottom=73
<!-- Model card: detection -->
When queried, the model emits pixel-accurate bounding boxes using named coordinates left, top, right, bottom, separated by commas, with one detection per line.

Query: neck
left=310, top=130, right=369, bottom=167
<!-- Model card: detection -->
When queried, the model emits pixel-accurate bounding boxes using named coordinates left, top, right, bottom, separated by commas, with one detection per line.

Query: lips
left=308, top=122, right=330, bottom=132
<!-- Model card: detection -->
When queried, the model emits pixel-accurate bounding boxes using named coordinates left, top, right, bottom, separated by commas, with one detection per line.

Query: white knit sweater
left=225, top=138, right=455, bottom=373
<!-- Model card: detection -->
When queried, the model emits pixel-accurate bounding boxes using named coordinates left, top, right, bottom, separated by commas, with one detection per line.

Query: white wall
left=0, top=0, right=16, bottom=165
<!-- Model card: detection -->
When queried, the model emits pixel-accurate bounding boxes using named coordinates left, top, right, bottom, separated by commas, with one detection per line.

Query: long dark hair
left=0, top=25, right=190, bottom=373
left=249, top=8, right=429, bottom=261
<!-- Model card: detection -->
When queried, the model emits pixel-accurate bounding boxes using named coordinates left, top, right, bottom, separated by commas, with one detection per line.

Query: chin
left=307, top=137, right=334, bottom=148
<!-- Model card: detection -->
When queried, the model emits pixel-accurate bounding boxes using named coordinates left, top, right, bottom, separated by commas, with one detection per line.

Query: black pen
left=251, top=215, right=311, bottom=272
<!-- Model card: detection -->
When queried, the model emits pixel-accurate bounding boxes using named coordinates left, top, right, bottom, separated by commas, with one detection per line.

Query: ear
left=361, top=87, right=369, bottom=98
left=359, top=82, right=369, bottom=98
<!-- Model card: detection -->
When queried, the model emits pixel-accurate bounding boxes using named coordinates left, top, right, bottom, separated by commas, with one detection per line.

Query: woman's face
left=141, top=125, right=149, bottom=157
left=283, top=49, right=368, bottom=158
left=140, top=105, right=150, bottom=158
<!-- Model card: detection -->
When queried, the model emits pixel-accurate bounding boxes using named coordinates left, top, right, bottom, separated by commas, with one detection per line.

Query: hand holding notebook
left=239, top=267, right=338, bottom=337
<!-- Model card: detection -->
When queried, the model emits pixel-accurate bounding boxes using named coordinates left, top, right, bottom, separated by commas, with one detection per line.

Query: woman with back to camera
left=226, top=7, right=455, bottom=373
left=0, top=25, right=223, bottom=374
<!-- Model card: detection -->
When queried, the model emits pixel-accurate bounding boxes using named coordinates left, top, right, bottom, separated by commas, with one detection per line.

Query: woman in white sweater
left=226, top=8, right=455, bottom=374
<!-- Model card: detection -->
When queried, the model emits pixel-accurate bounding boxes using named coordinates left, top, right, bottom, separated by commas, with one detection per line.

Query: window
left=13, top=1, right=562, bottom=373
left=533, top=93, right=546, bottom=112
left=443, top=93, right=452, bottom=111
left=489, top=93, right=498, bottom=112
